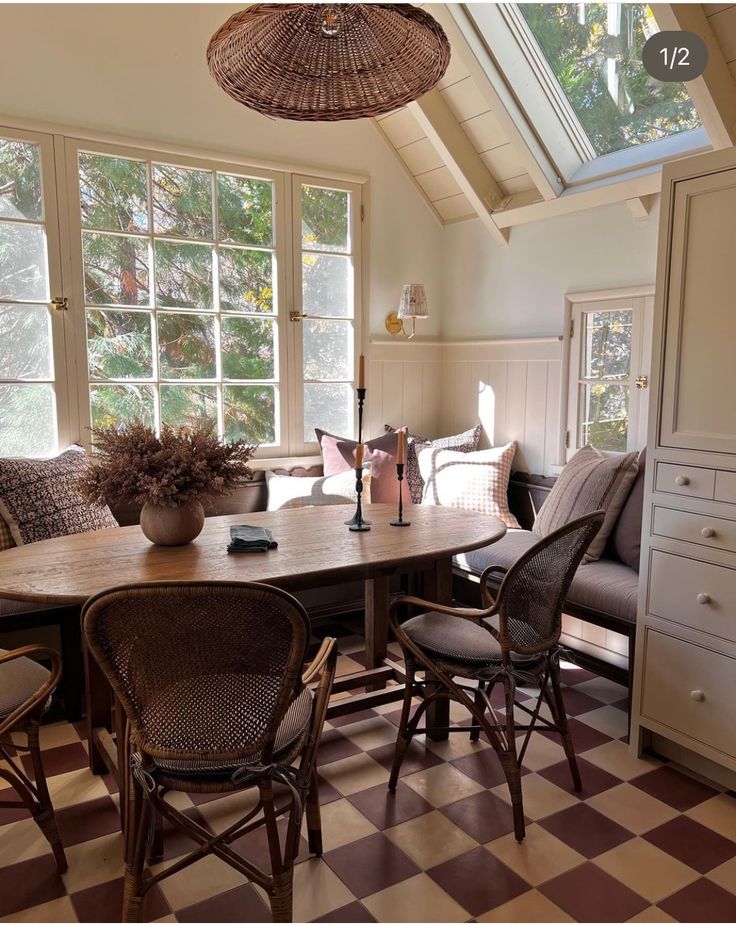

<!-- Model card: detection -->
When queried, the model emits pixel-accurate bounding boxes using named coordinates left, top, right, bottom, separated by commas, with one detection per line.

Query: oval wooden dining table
left=0, top=502, right=506, bottom=779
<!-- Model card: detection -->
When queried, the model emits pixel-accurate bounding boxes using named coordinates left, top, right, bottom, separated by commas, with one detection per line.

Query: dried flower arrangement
left=78, top=423, right=258, bottom=509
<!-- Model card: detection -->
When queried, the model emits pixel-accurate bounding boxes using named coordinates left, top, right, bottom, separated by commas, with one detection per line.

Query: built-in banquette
left=631, top=145, right=736, bottom=784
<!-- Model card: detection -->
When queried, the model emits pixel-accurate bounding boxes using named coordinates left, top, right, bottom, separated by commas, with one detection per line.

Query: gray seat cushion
left=0, top=648, right=50, bottom=719
left=455, top=529, right=639, bottom=625
left=402, top=612, right=503, bottom=663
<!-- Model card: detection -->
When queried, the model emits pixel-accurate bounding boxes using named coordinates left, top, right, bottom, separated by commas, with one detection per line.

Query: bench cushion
left=455, top=529, right=639, bottom=625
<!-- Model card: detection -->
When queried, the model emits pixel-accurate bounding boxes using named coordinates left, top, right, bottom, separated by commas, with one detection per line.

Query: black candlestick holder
left=390, top=462, right=411, bottom=527
left=348, top=466, right=370, bottom=532
left=345, top=386, right=371, bottom=526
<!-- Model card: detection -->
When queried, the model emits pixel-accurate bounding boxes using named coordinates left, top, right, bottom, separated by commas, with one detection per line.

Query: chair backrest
left=83, top=581, right=311, bottom=764
left=493, top=511, right=604, bottom=657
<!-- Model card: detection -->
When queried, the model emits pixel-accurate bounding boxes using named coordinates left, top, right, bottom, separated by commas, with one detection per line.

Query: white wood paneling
left=366, top=341, right=443, bottom=439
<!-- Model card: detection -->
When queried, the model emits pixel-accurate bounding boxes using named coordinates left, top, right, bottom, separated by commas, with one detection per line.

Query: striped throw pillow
left=533, top=446, right=639, bottom=562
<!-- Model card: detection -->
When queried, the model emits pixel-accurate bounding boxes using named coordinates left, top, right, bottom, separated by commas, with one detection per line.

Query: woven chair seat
left=402, top=613, right=544, bottom=666
left=0, top=648, right=51, bottom=720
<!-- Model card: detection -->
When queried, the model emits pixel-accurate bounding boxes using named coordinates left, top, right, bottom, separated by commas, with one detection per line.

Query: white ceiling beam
left=651, top=3, right=736, bottom=148
left=408, top=90, right=510, bottom=245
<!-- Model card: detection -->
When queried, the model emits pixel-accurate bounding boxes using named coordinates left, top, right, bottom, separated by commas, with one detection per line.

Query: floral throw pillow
left=385, top=424, right=482, bottom=503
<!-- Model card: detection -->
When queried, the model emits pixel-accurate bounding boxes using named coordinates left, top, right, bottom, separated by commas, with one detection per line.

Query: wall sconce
left=385, top=283, right=429, bottom=339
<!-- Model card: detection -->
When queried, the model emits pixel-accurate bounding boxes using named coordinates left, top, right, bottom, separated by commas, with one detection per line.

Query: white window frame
left=560, top=285, right=654, bottom=463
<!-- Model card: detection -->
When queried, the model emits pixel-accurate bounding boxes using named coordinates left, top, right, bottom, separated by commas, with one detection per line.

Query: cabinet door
left=660, top=167, right=736, bottom=453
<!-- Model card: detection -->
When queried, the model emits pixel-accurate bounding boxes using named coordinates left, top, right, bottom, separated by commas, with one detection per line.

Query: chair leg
left=389, top=657, right=416, bottom=791
left=501, top=673, right=525, bottom=842
left=122, top=781, right=150, bottom=923
left=549, top=660, right=582, bottom=792
left=305, top=768, right=322, bottom=857
left=470, top=682, right=485, bottom=742
left=27, top=723, right=67, bottom=874
left=269, top=868, right=294, bottom=923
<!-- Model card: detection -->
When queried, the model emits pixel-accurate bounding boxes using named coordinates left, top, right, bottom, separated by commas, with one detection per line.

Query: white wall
left=0, top=3, right=444, bottom=338
left=441, top=201, right=660, bottom=339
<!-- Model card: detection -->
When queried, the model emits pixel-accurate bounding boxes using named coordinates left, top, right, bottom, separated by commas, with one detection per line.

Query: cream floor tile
left=39, top=722, right=82, bottom=750
left=152, top=916, right=178, bottom=923
left=486, top=823, right=584, bottom=885
left=340, top=715, right=399, bottom=751
left=0, top=895, right=78, bottom=923
left=575, top=676, right=628, bottom=704
left=363, top=872, right=469, bottom=922
left=628, top=907, right=678, bottom=922
left=686, top=792, right=736, bottom=841
left=423, top=733, right=490, bottom=761
left=583, top=740, right=660, bottom=781
left=47, top=767, right=110, bottom=809
left=477, top=889, right=574, bottom=922
left=402, top=762, right=483, bottom=808
left=516, top=733, right=566, bottom=771
left=254, top=858, right=354, bottom=922
left=154, top=852, right=249, bottom=910
left=587, top=783, right=679, bottom=835
left=594, top=838, right=699, bottom=904
left=0, top=817, right=54, bottom=867
left=491, top=773, right=577, bottom=820
left=62, top=832, right=126, bottom=894
left=335, top=655, right=364, bottom=677
left=706, top=856, right=736, bottom=894
left=195, top=789, right=260, bottom=834
left=385, top=810, right=477, bottom=868
left=307, top=798, right=377, bottom=850
left=318, top=753, right=389, bottom=796
left=576, top=705, right=629, bottom=739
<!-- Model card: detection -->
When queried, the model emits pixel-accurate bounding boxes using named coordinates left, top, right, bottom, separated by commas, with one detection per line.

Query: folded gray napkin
left=227, top=525, right=278, bottom=554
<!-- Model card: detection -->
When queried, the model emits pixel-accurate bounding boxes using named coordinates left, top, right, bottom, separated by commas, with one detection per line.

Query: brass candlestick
left=390, top=462, right=411, bottom=527
left=348, top=466, right=370, bottom=532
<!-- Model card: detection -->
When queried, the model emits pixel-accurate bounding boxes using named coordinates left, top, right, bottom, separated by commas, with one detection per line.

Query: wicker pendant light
left=207, top=3, right=451, bottom=122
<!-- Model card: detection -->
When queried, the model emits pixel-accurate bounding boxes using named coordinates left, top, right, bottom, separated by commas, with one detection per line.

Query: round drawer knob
left=675, top=475, right=690, bottom=486
left=690, top=690, right=705, bottom=702
left=702, top=527, right=716, bottom=539
left=697, top=593, right=712, bottom=605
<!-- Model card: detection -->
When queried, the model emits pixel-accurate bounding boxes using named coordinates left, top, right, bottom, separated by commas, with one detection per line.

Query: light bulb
left=321, top=5, right=342, bottom=37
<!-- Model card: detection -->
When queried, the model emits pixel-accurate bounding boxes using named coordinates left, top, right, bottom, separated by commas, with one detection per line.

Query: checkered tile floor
left=3, top=625, right=736, bottom=923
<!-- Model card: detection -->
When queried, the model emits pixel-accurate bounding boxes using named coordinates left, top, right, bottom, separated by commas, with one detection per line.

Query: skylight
left=519, top=3, right=703, bottom=157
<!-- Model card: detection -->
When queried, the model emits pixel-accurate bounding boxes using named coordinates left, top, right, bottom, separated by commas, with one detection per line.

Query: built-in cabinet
left=631, top=147, right=736, bottom=779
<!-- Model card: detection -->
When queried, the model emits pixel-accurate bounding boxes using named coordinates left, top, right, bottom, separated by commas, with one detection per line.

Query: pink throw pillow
left=315, top=428, right=407, bottom=504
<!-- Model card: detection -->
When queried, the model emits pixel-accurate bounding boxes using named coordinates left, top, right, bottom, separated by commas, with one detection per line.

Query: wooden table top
left=0, top=503, right=506, bottom=606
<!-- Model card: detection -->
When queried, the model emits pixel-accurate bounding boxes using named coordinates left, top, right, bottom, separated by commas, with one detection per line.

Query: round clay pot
left=140, top=500, right=205, bottom=546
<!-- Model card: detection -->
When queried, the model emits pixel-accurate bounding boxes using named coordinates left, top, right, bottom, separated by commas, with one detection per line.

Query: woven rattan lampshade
left=207, top=4, right=450, bottom=122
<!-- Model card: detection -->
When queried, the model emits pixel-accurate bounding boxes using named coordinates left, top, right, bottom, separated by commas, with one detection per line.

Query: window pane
left=83, top=232, right=149, bottom=306
left=224, top=385, right=275, bottom=444
left=0, top=221, right=48, bottom=302
left=0, top=140, right=42, bottom=221
left=581, top=382, right=629, bottom=451
left=301, top=185, right=349, bottom=253
left=217, top=175, right=273, bottom=246
left=222, top=317, right=275, bottom=380
left=304, top=319, right=351, bottom=381
left=90, top=383, right=155, bottom=430
left=302, top=254, right=351, bottom=318
left=0, top=304, right=52, bottom=379
left=304, top=382, right=352, bottom=442
left=160, top=384, right=217, bottom=429
left=87, top=309, right=153, bottom=380
left=219, top=247, right=274, bottom=313
left=155, top=241, right=213, bottom=310
left=78, top=153, right=148, bottom=233
left=158, top=312, right=216, bottom=379
left=583, top=309, right=632, bottom=380
left=152, top=164, right=212, bottom=238
left=520, top=4, right=701, bottom=156
left=0, top=384, right=56, bottom=456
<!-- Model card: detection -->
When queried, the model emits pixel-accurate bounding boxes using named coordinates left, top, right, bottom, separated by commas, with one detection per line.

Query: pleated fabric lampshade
left=207, top=4, right=450, bottom=122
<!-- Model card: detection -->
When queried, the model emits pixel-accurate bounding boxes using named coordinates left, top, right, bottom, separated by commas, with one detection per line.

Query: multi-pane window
left=77, top=151, right=280, bottom=446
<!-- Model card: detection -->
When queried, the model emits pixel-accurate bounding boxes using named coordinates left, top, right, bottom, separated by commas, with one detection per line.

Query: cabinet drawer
left=655, top=464, right=715, bottom=501
left=653, top=506, right=736, bottom=554
left=649, top=550, right=736, bottom=642
left=641, top=630, right=736, bottom=758
left=715, top=470, right=736, bottom=505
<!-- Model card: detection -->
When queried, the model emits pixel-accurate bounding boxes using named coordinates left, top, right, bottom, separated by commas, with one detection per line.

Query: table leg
left=365, top=575, right=389, bottom=691
left=426, top=557, right=453, bottom=742
left=85, top=639, right=112, bottom=775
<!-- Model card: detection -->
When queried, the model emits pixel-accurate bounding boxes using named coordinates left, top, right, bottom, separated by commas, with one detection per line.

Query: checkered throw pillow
left=0, top=514, right=15, bottom=551
left=385, top=424, right=481, bottom=504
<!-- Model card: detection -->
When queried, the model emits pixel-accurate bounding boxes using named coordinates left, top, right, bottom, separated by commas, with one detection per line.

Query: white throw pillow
left=266, top=470, right=369, bottom=511
left=418, top=443, right=519, bottom=528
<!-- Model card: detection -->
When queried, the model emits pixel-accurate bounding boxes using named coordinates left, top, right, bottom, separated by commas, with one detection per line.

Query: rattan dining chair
left=388, top=511, right=604, bottom=843
left=83, top=581, right=337, bottom=923
left=0, top=645, right=67, bottom=873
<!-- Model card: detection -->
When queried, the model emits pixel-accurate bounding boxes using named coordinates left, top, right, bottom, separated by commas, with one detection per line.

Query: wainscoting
left=366, top=341, right=444, bottom=440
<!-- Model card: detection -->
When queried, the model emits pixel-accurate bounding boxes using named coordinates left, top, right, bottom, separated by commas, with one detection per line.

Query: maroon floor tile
left=71, top=876, right=169, bottom=922
left=631, top=765, right=718, bottom=812
left=379, top=707, right=407, bottom=728
left=154, top=805, right=216, bottom=862
left=539, top=803, right=633, bottom=857
left=21, top=742, right=88, bottom=779
left=538, top=757, right=620, bottom=799
left=315, top=901, right=377, bottom=922
left=558, top=687, right=604, bottom=716
left=540, top=717, right=613, bottom=753
left=451, top=748, right=529, bottom=789
left=56, top=795, right=121, bottom=847
left=611, top=697, right=630, bottom=712
left=315, top=773, right=343, bottom=805
left=346, top=780, right=433, bottom=830
left=559, top=667, right=597, bottom=686
left=427, top=846, right=529, bottom=916
left=643, top=816, right=736, bottom=873
left=329, top=708, right=378, bottom=729
left=441, top=789, right=517, bottom=843
left=324, top=832, right=420, bottom=898
left=318, top=728, right=363, bottom=765
left=540, top=862, right=648, bottom=922
left=368, top=740, right=443, bottom=778
left=175, top=883, right=270, bottom=922
left=0, top=854, right=66, bottom=918
left=0, top=784, right=33, bottom=825
left=658, top=877, right=736, bottom=922
left=231, top=815, right=309, bottom=869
